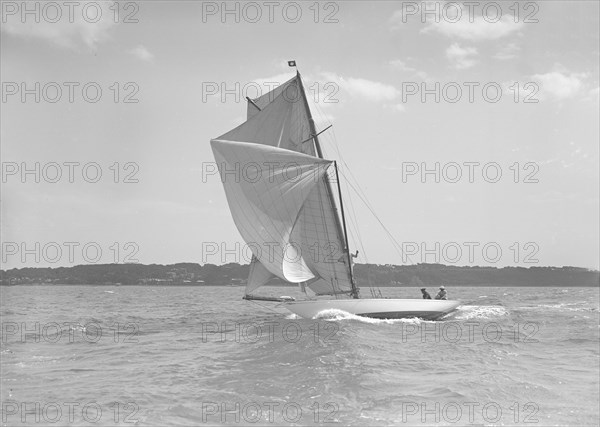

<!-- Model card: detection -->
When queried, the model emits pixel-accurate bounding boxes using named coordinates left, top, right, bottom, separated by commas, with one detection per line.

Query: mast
left=296, top=71, right=359, bottom=299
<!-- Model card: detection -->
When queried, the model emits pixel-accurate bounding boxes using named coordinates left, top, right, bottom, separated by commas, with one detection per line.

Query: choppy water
left=1, top=285, right=598, bottom=426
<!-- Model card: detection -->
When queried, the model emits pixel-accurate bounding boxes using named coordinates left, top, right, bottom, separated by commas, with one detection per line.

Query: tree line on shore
left=1, top=262, right=598, bottom=286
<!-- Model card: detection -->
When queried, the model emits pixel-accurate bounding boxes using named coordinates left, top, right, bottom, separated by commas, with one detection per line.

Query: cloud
left=320, top=72, right=400, bottom=102
left=531, top=71, right=585, bottom=99
left=1, top=3, right=115, bottom=50
left=389, top=103, right=406, bottom=113
left=389, top=59, right=416, bottom=73
left=129, top=45, right=154, bottom=62
left=445, top=43, right=478, bottom=69
left=320, top=72, right=406, bottom=113
left=251, top=73, right=295, bottom=89
left=493, top=42, right=520, bottom=60
left=389, top=59, right=432, bottom=82
left=422, top=15, right=524, bottom=41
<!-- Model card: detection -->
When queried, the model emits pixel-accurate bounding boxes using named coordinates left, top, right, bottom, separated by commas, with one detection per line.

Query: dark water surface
left=1, top=285, right=598, bottom=426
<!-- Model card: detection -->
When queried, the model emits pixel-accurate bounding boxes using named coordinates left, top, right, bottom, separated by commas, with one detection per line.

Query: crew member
left=435, top=286, right=447, bottom=300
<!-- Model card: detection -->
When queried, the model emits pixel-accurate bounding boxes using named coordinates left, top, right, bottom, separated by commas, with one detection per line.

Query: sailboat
left=210, top=64, right=460, bottom=320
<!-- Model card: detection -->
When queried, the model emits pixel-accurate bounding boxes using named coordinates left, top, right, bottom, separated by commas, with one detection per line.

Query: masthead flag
left=288, top=60, right=296, bottom=67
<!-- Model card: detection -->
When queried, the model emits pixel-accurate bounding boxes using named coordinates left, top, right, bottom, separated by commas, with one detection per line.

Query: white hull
left=284, top=298, right=461, bottom=320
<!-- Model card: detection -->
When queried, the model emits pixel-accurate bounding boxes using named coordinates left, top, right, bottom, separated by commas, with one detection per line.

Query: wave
left=312, top=309, right=426, bottom=325
left=538, top=303, right=597, bottom=312
left=304, top=305, right=510, bottom=324
left=449, top=305, right=509, bottom=320
left=518, top=303, right=598, bottom=313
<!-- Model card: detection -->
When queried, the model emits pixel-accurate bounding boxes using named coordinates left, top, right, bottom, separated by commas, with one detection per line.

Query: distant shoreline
left=2, top=283, right=599, bottom=287
left=2, top=262, right=598, bottom=287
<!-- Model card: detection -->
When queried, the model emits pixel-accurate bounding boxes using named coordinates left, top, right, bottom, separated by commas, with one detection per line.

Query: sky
left=1, top=0, right=598, bottom=270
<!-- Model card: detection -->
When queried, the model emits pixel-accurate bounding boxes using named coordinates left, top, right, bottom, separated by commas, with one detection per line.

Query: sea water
left=1, top=285, right=598, bottom=426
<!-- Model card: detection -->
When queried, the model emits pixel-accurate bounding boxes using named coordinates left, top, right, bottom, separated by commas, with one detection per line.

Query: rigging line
left=343, top=178, right=369, bottom=266
left=314, top=117, right=367, bottom=264
left=321, top=144, right=360, bottom=281
left=334, top=182, right=372, bottom=289
left=331, top=148, right=411, bottom=266
left=345, top=179, right=408, bottom=263
left=343, top=193, right=365, bottom=263
left=337, top=170, right=377, bottom=290
left=309, top=108, right=353, bottom=225
left=340, top=168, right=366, bottom=257
left=338, top=169, right=413, bottom=265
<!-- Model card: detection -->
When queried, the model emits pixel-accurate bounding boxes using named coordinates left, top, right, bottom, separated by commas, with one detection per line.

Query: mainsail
left=211, top=73, right=356, bottom=297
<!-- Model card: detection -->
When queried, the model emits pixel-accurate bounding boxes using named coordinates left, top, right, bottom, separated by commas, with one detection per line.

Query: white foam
left=451, top=305, right=509, bottom=320
left=312, top=309, right=425, bottom=325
